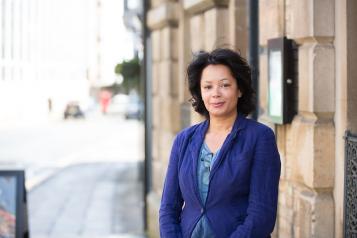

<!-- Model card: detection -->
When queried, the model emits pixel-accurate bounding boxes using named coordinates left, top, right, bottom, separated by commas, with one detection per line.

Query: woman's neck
left=208, top=113, right=237, bottom=134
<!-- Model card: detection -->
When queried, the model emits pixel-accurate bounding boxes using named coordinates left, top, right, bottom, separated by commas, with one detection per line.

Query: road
left=0, top=114, right=144, bottom=188
left=0, top=112, right=145, bottom=238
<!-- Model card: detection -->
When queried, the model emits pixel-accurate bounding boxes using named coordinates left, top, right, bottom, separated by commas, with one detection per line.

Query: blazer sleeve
left=230, top=127, right=281, bottom=238
left=159, top=135, right=184, bottom=238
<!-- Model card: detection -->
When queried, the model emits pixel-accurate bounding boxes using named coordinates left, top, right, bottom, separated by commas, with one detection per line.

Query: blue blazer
left=159, top=114, right=281, bottom=238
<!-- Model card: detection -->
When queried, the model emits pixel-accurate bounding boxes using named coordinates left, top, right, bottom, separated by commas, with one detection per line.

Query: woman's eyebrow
left=202, top=78, right=230, bottom=83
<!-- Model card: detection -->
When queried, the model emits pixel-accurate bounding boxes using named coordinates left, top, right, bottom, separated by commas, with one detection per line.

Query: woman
left=159, top=48, right=281, bottom=238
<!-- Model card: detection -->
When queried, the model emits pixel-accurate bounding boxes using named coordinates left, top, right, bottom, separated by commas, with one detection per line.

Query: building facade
left=145, top=0, right=357, bottom=237
left=0, top=0, right=98, bottom=124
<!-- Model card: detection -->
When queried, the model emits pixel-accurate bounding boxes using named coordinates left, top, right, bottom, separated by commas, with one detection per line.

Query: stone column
left=259, top=0, right=336, bottom=237
left=146, top=1, right=180, bottom=237
left=229, top=0, right=248, bottom=58
left=335, top=1, right=357, bottom=237
left=183, top=0, right=230, bottom=124
left=283, top=0, right=335, bottom=237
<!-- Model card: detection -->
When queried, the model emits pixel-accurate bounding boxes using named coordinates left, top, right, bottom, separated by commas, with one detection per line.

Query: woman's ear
left=238, top=89, right=242, bottom=98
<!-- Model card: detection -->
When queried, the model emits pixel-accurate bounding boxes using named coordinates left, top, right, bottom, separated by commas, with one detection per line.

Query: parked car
left=125, top=96, right=144, bottom=120
left=63, top=102, right=85, bottom=119
left=107, top=94, right=129, bottom=115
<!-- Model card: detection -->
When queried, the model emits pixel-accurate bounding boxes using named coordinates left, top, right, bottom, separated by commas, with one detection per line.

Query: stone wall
left=147, top=1, right=180, bottom=236
left=259, top=0, right=336, bottom=237
left=145, top=0, right=354, bottom=237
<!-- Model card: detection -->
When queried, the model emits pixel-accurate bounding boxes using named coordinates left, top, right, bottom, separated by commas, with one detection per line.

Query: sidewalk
left=28, top=161, right=146, bottom=238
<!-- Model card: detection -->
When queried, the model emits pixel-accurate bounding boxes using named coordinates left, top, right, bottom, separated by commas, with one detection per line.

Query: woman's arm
left=230, top=127, right=281, bottom=238
left=159, top=135, right=184, bottom=238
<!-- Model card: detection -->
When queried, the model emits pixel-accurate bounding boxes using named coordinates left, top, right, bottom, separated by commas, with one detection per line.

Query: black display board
left=0, top=170, right=29, bottom=238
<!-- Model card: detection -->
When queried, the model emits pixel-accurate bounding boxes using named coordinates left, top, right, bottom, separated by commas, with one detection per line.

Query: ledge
left=183, top=0, right=229, bottom=15
left=147, top=2, right=179, bottom=30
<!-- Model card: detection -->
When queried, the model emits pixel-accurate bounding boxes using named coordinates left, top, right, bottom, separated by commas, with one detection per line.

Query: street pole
left=248, top=0, right=259, bottom=120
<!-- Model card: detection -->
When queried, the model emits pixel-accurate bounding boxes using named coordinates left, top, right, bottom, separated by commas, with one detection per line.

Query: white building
left=0, top=0, right=98, bottom=125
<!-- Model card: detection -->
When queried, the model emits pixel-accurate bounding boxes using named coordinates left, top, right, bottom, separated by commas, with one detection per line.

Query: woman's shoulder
left=243, top=117, right=276, bottom=137
left=174, top=120, right=206, bottom=143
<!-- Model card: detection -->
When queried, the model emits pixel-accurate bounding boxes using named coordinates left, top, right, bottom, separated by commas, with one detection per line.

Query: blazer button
left=201, top=208, right=204, bottom=214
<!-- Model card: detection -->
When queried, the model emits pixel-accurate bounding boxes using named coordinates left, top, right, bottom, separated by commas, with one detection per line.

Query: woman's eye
left=221, top=84, right=230, bottom=88
left=203, top=85, right=212, bottom=89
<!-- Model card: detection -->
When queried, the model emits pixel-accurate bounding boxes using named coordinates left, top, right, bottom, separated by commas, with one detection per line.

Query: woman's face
left=200, top=64, right=241, bottom=119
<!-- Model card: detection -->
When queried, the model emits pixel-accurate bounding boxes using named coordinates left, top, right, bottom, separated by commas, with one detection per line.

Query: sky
left=100, top=0, right=135, bottom=86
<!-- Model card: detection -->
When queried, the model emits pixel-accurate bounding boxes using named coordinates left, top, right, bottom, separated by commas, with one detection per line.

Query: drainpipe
left=248, top=0, right=259, bottom=120
left=142, top=0, right=150, bottom=232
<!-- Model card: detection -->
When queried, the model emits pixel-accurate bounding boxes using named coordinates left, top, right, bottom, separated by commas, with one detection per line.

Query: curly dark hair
left=187, top=48, right=256, bottom=118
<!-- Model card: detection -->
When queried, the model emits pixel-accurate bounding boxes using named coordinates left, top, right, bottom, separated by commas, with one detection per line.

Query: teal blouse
left=191, top=142, right=221, bottom=238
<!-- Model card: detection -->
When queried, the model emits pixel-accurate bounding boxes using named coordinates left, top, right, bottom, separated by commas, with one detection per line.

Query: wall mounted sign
left=267, top=37, right=297, bottom=124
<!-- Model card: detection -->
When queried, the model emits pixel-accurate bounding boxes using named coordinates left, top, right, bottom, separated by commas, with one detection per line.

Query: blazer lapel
left=209, top=114, right=247, bottom=179
left=187, top=120, right=208, bottom=205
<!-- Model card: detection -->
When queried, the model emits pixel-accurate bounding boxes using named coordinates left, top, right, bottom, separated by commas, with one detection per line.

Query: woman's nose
left=212, top=86, right=221, bottom=97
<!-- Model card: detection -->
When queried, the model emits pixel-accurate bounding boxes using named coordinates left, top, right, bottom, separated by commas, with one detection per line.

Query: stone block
left=170, top=62, right=179, bottom=97
left=312, top=116, right=335, bottom=187
left=278, top=181, right=295, bottom=237
left=313, top=192, right=335, bottom=237
left=148, top=1, right=179, bottom=30
left=286, top=0, right=334, bottom=40
left=259, top=0, right=284, bottom=46
left=276, top=125, right=286, bottom=179
left=183, top=0, right=229, bottom=15
left=152, top=96, right=161, bottom=129
left=313, top=44, right=335, bottom=112
left=155, top=97, right=180, bottom=134
left=293, top=188, right=334, bottom=238
left=152, top=62, right=160, bottom=95
left=278, top=212, right=294, bottom=238
left=151, top=30, right=161, bottom=62
left=298, top=43, right=335, bottom=113
left=159, top=61, right=170, bottom=97
left=288, top=114, right=334, bottom=189
left=150, top=0, right=167, bottom=9
left=190, top=14, right=205, bottom=52
left=293, top=188, right=314, bottom=238
left=147, top=191, right=161, bottom=238
left=159, top=60, right=178, bottom=97
left=177, top=14, right=192, bottom=103
left=152, top=160, right=165, bottom=195
left=229, top=0, right=248, bottom=57
left=161, top=27, right=179, bottom=60
left=190, top=108, right=205, bottom=125
left=160, top=98, right=173, bottom=131
left=160, top=130, right=175, bottom=165
left=152, top=128, right=160, bottom=161
left=204, top=7, right=229, bottom=50
left=170, top=99, right=182, bottom=133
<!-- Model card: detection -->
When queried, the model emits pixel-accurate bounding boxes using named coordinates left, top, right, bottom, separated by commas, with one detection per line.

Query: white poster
left=268, top=51, right=283, bottom=118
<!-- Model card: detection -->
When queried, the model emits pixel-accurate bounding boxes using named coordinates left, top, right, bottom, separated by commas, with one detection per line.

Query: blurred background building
left=0, top=0, right=94, bottom=124
left=144, top=1, right=357, bottom=238
left=0, top=0, right=136, bottom=124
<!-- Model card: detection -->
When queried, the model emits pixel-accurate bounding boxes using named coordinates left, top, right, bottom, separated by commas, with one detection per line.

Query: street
left=0, top=112, right=145, bottom=238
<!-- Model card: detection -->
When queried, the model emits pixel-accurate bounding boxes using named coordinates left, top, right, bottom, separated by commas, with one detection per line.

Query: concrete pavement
left=28, top=161, right=146, bottom=238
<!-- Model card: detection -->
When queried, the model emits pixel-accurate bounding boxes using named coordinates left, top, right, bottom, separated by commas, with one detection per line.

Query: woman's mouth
left=211, top=102, right=224, bottom=108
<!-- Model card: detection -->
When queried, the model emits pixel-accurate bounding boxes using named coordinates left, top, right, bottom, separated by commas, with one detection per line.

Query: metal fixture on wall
left=344, top=131, right=357, bottom=237
left=267, top=37, right=298, bottom=124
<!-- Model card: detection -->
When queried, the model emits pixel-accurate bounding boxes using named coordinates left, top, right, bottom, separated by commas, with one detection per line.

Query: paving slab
left=28, top=162, right=145, bottom=238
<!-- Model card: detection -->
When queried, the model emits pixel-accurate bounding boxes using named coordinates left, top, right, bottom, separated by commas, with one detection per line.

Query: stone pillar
left=229, top=0, right=248, bottom=58
left=146, top=1, right=179, bottom=237
left=334, top=1, right=357, bottom=237
left=183, top=0, right=230, bottom=124
left=259, top=0, right=336, bottom=237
